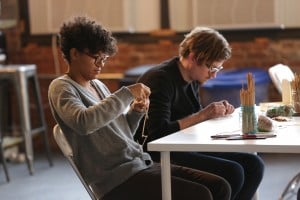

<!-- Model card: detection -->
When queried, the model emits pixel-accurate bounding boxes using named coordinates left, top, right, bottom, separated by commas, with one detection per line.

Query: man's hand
left=222, top=100, right=235, bottom=115
left=201, top=100, right=235, bottom=120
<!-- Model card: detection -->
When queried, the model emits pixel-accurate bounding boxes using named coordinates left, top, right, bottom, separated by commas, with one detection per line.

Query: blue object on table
left=201, top=68, right=271, bottom=108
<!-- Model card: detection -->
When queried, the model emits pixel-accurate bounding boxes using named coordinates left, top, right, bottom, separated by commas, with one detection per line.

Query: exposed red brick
left=4, top=32, right=300, bottom=151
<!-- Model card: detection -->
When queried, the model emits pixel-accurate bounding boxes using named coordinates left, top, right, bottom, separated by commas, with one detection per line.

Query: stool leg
left=0, top=82, right=10, bottom=182
left=0, top=141, right=10, bottom=182
left=15, top=72, right=34, bottom=175
left=31, top=75, right=53, bottom=166
left=0, top=81, right=12, bottom=135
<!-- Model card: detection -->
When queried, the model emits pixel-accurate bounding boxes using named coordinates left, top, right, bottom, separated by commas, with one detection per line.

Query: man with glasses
left=136, top=27, right=264, bottom=200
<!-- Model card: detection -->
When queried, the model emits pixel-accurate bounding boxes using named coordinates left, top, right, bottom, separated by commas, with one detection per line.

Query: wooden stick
left=240, top=73, right=255, bottom=106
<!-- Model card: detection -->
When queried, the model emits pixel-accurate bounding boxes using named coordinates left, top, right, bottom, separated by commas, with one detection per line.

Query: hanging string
left=140, top=107, right=149, bottom=146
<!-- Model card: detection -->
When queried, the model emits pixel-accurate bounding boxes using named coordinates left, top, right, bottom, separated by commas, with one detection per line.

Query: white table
left=147, top=109, right=300, bottom=200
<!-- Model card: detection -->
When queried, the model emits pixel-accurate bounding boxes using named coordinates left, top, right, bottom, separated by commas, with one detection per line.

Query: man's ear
left=188, top=52, right=195, bottom=62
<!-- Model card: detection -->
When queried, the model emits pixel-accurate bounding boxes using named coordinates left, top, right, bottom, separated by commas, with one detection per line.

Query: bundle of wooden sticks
left=291, top=73, right=300, bottom=97
left=240, top=73, right=257, bottom=134
left=291, top=73, right=300, bottom=113
left=240, top=73, right=255, bottom=106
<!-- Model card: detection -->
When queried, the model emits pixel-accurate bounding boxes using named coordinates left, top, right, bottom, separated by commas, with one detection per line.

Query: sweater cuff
left=114, top=86, right=135, bottom=105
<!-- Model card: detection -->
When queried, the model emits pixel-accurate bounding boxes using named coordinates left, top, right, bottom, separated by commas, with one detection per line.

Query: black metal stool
left=0, top=64, right=53, bottom=175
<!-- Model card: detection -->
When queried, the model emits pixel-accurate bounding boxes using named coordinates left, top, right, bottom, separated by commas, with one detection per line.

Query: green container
left=241, top=105, right=257, bottom=134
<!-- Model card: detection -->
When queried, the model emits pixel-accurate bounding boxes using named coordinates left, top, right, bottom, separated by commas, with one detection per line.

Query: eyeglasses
left=206, top=63, right=223, bottom=73
left=82, top=52, right=109, bottom=67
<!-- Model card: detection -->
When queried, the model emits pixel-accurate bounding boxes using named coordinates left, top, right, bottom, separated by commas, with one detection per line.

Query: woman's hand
left=131, top=98, right=150, bottom=113
left=127, top=83, right=151, bottom=113
left=127, top=83, right=151, bottom=100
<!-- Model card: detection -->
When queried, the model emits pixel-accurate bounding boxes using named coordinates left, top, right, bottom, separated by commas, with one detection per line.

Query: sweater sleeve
left=48, top=78, right=135, bottom=134
left=97, top=79, right=145, bottom=134
left=126, top=109, right=145, bottom=135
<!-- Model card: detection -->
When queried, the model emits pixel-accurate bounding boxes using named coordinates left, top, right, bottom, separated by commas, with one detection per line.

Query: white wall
left=28, top=0, right=300, bottom=34
left=28, top=0, right=160, bottom=34
left=169, top=0, right=300, bottom=30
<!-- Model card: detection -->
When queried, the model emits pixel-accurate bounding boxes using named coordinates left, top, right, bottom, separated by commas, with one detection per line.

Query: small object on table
left=226, top=134, right=266, bottom=140
left=227, top=133, right=276, bottom=140
left=266, top=105, right=294, bottom=118
left=257, top=115, right=273, bottom=132
left=272, top=116, right=289, bottom=122
left=211, top=133, right=276, bottom=140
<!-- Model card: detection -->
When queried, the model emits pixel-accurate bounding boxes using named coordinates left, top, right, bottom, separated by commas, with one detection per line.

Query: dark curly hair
left=58, top=16, right=118, bottom=63
left=179, top=27, right=231, bottom=66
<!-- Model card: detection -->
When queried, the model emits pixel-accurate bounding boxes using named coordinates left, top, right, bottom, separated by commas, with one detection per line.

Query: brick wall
left=7, top=34, right=300, bottom=75
left=3, top=30, right=300, bottom=150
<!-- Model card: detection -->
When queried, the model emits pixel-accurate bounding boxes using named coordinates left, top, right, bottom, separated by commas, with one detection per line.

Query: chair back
left=53, top=125, right=98, bottom=200
left=268, top=64, right=295, bottom=94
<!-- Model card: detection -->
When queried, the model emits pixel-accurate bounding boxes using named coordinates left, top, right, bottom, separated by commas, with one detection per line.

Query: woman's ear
left=70, top=48, right=79, bottom=61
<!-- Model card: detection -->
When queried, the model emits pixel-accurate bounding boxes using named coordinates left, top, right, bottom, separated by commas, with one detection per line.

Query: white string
left=140, top=107, right=149, bottom=146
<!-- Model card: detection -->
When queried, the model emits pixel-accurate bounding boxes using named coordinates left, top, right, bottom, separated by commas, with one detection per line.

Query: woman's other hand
left=127, top=83, right=151, bottom=100
left=127, top=83, right=151, bottom=113
left=131, top=98, right=150, bottom=113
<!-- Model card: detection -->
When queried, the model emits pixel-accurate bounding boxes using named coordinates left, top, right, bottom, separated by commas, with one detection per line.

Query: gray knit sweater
left=48, top=75, right=152, bottom=198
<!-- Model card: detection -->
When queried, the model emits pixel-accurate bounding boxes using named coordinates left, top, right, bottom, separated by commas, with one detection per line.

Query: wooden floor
left=0, top=152, right=299, bottom=200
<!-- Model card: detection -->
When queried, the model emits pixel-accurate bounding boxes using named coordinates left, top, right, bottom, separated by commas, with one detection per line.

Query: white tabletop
left=148, top=109, right=300, bottom=154
left=147, top=108, right=300, bottom=200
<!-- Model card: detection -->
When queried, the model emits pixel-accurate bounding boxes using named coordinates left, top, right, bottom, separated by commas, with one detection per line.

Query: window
left=168, top=0, right=300, bottom=31
left=28, top=0, right=160, bottom=34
